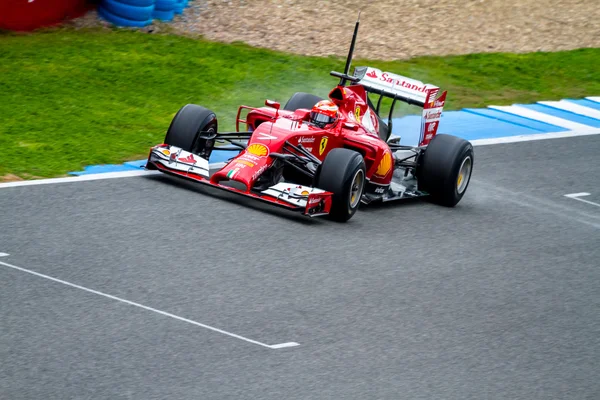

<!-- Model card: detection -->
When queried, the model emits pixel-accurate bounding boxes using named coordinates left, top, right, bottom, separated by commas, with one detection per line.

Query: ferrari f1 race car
left=145, top=16, right=474, bottom=222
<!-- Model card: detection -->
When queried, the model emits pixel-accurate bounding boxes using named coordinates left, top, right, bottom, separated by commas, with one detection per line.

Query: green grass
left=1, top=27, right=599, bottom=179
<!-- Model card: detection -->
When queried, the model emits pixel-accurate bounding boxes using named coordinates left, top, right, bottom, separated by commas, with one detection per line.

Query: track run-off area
left=1, top=128, right=599, bottom=399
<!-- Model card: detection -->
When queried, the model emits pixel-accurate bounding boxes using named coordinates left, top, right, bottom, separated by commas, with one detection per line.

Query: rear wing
left=352, top=66, right=447, bottom=146
left=353, top=66, right=438, bottom=107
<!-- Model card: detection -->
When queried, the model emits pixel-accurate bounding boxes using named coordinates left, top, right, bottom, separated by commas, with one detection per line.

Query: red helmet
left=309, top=100, right=339, bottom=128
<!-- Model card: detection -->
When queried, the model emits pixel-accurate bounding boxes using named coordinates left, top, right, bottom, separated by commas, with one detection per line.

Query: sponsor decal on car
left=238, top=154, right=260, bottom=164
left=246, top=143, right=269, bottom=157
left=287, top=186, right=312, bottom=197
left=319, top=136, right=328, bottom=156
left=160, top=149, right=170, bottom=156
left=298, top=136, right=315, bottom=144
left=366, top=70, right=378, bottom=79
left=227, top=168, right=240, bottom=179
left=375, top=150, right=392, bottom=177
left=235, top=160, right=253, bottom=168
left=178, top=154, right=197, bottom=164
left=425, top=109, right=442, bottom=121
left=232, top=162, right=247, bottom=169
left=354, top=105, right=361, bottom=121
left=374, top=186, right=385, bottom=194
left=252, top=164, right=268, bottom=180
left=379, top=72, right=428, bottom=93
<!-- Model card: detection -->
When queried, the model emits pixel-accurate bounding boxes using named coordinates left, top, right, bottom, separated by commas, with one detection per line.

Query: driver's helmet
left=309, top=100, right=339, bottom=128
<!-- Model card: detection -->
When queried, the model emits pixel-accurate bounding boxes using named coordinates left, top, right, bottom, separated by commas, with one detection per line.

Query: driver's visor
left=310, top=112, right=336, bottom=126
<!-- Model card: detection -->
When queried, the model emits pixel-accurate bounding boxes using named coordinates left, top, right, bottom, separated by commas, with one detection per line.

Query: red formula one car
left=145, top=18, right=474, bottom=222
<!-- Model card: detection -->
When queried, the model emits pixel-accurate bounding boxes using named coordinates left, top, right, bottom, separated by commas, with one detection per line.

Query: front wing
left=146, top=145, right=333, bottom=217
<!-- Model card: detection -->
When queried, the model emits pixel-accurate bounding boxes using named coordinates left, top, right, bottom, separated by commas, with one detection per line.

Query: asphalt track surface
left=1, top=135, right=599, bottom=399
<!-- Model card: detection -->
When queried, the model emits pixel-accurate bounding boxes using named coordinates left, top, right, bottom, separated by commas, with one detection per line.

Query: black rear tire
left=164, top=104, right=217, bottom=159
left=417, top=134, right=474, bottom=207
left=316, top=148, right=366, bottom=222
left=283, top=92, right=324, bottom=111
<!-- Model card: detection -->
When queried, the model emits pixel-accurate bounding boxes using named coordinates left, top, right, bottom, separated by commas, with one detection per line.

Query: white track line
left=489, top=105, right=595, bottom=130
left=469, top=129, right=600, bottom=146
left=0, top=258, right=299, bottom=350
left=564, top=192, right=600, bottom=208
left=0, top=253, right=9, bottom=257
left=472, top=180, right=600, bottom=230
left=586, top=97, right=600, bottom=103
left=0, top=162, right=229, bottom=189
left=538, top=100, right=600, bottom=120
left=0, top=170, right=160, bottom=188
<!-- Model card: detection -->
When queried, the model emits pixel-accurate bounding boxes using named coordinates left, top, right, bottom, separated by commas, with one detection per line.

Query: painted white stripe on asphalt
left=270, top=342, right=303, bottom=349
left=586, top=97, right=600, bottom=103
left=564, top=192, right=600, bottom=208
left=0, top=162, right=229, bottom=189
left=489, top=105, right=595, bottom=130
left=0, top=253, right=9, bottom=257
left=473, top=180, right=600, bottom=230
left=538, top=100, right=600, bottom=120
left=0, top=170, right=161, bottom=188
left=0, top=259, right=299, bottom=350
left=469, top=129, right=600, bottom=146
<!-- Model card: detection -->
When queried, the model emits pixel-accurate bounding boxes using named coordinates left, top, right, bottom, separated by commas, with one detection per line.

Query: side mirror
left=265, top=99, right=280, bottom=110
left=343, top=122, right=359, bottom=131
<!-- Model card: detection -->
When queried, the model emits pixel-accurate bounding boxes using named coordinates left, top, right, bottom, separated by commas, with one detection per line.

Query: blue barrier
left=97, top=0, right=191, bottom=26
left=98, top=6, right=153, bottom=27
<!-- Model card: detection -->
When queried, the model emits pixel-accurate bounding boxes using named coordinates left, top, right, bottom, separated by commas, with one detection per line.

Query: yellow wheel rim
left=349, top=169, right=364, bottom=209
left=456, top=156, right=472, bottom=194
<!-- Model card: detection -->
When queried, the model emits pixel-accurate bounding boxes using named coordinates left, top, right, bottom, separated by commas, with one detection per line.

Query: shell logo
left=375, top=151, right=392, bottom=177
left=247, top=143, right=269, bottom=157
left=301, top=190, right=310, bottom=196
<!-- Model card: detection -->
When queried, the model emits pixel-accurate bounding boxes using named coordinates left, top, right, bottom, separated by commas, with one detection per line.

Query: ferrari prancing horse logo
left=319, top=136, right=328, bottom=156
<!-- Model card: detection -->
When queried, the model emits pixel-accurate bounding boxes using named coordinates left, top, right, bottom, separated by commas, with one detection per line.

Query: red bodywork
left=147, top=81, right=444, bottom=217
left=213, top=84, right=400, bottom=191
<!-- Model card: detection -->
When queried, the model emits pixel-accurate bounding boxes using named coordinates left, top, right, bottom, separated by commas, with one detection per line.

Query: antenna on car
left=330, top=11, right=361, bottom=87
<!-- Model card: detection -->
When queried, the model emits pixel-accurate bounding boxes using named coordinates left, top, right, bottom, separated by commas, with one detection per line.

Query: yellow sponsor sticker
left=319, top=137, right=328, bottom=156
left=247, top=143, right=269, bottom=157
left=375, top=151, right=392, bottom=177
left=236, top=159, right=255, bottom=167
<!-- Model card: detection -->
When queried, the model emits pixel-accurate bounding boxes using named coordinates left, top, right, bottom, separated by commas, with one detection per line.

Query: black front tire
left=417, top=134, right=474, bottom=207
left=164, top=104, right=217, bottom=159
left=283, top=92, right=324, bottom=111
left=316, top=148, right=366, bottom=222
